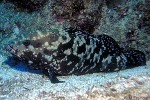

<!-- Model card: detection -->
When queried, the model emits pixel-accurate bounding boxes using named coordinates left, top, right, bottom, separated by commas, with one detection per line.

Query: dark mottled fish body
left=6, top=28, right=146, bottom=83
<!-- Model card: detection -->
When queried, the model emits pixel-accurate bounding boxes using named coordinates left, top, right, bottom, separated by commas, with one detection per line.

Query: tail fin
left=123, top=49, right=146, bottom=68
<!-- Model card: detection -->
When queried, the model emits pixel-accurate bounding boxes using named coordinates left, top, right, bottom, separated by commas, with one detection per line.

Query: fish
left=6, top=28, right=146, bottom=83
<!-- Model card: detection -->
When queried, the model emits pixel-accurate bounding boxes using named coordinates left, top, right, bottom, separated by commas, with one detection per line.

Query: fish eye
left=62, top=35, right=67, bottom=40
left=23, top=40, right=31, bottom=46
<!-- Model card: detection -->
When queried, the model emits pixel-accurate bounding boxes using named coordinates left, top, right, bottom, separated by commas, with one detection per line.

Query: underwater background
left=0, top=0, right=150, bottom=99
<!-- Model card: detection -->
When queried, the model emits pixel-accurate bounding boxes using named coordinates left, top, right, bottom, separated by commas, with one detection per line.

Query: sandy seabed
left=0, top=55, right=150, bottom=100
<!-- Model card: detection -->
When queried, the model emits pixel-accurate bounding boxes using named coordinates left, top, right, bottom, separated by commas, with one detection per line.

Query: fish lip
left=5, top=45, right=13, bottom=53
left=5, top=45, right=19, bottom=56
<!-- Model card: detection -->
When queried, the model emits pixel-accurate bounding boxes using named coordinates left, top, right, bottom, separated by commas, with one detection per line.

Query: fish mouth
left=5, top=45, right=19, bottom=57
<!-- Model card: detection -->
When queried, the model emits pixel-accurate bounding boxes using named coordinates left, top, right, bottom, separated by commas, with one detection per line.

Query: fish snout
left=5, top=45, right=19, bottom=56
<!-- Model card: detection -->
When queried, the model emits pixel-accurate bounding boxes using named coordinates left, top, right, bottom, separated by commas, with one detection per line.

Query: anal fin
left=47, top=65, right=64, bottom=83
